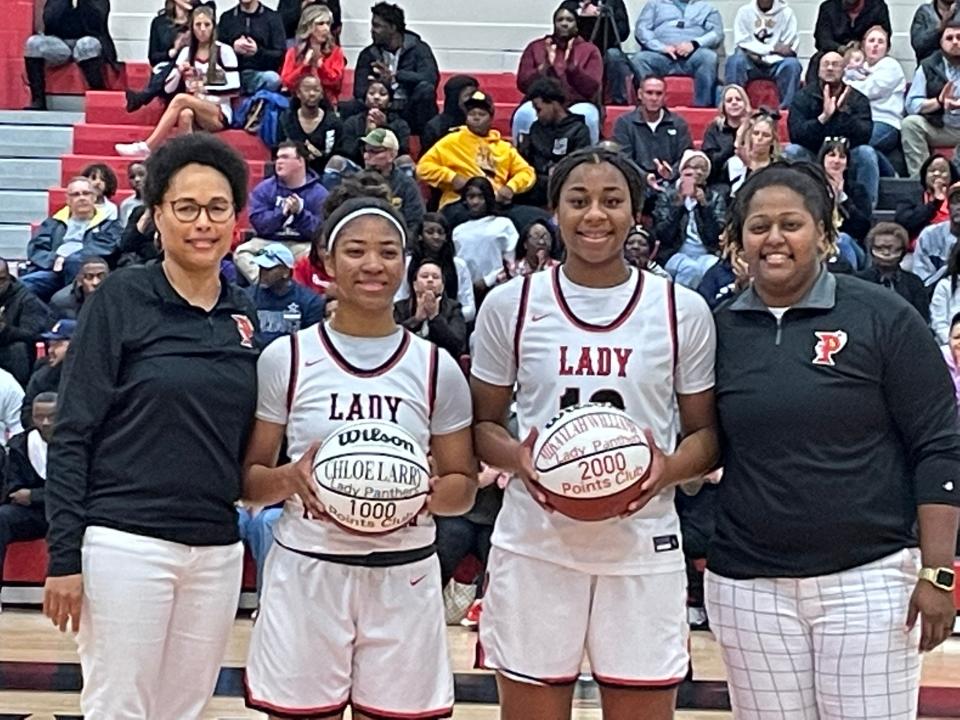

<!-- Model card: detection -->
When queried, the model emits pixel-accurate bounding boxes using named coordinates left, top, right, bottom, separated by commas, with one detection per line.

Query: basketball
left=531, top=403, right=652, bottom=521
left=313, top=421, right=431, bottom=534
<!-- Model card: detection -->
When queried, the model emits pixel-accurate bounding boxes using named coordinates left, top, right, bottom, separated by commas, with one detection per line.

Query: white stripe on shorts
left=705, top=548, right=921, bottom=720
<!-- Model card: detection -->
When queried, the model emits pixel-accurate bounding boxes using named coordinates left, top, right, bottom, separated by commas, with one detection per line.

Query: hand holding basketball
left=43, top=574, right=83, bottom=633
left=516, top=428, right=551, bottom=511
left=289, top=442, right=326, bottom=520
left=622, top=429, right=667, bottom=516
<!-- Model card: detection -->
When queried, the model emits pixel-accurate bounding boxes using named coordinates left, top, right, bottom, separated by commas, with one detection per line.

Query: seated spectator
left=913, top=180, right=960, bottom=286
left=339, top=80, right=411, bottom=164
left=806, top=0, right=891, bottom=84
left=895, top=154, right=958, bottom=242
left=514, top=219, right=561, bottom=276
left=702, top=85, right=752, bottom=184
left=416, top=91, right=537, bottom=211
left=0, top=260, right=48, bottom=387
left=820, top=137, right=871, bottom=268
left=940, top=312, right=960, bottom=414
left=278, top=0, right=342, bottom=41
left=843, top=26, right=906, bottom=176
left=0, top=367, right=24, bottom=446
left=0, top=393, right=57, bottom=612
left=575, top=0, right=631, bottom=105
left=912, top=0, right=957, bottom=64
left=238, top=140, right=328, bottom=284
left=652, top=150, right=726, bottom=288
left=512, top=2, right=603, bottom=144
left=20, top=321, right=72, bottom=430
left=22, top=177, right=121, bottom=301
left=856, top=223, right=930, bottom=322
left=932, top=242, right=960, bottom=343
left=351, top=2, right=439, bottom=135
left=726, top=109, right=781, bottom=194
left=118, top=205, right=159, bottom=267
left=613, top=75, right=693, bottom=195
left=396, top=213, right=476, bottom=323
left=50, top=257, right=108, bottom=320
left=81, top=163, right=119, bottom=221
left=451, top=178, right=519, bottom=301
left=23, top=0, right=117, bottom=110
left=219, top=0, right=286, bottom=95
left=902, top=20, right=960, bottom=178
left=394, top=259, right=467, bottom=357
left=116, top=5, right=240, bottom=157
left=280, top=4, right=345, bottom=106
left=245, top=243, right=325, bottom=346
left=421, top=75, right=479, bottom=154
left=358, top=129, right=424, bottom=230
left=697, top=246, right=747, bottom=308
left=785, top=50, right=879, bottom=208
left=278, top=76, right=342, bottom=176
left=726, top=0, right=801, bottom=109
left=624, top=224, right=669, bottom=278
left=119, top=162, right=146, bottom=229
left=125, top=0, right=192, bottom=112
left=629, top=0, right=723, bottom=107
left=516, top=78, right=593, bottom=207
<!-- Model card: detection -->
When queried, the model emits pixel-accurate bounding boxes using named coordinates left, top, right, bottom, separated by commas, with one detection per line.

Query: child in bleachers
left=81, top=163, right=119, bottom=222
left=280, top=4, right=345, bottom=107
left=841, top=41, right=869, bottom=82
left=118, top=163, right=146, bottom=229
left=115, top=5, right=240, bottom=157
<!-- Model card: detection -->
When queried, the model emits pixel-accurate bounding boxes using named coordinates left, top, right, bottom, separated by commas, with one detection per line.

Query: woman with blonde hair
left=116, top=4, right=239, bottom=156
left=701, top=84, right=752, bottom=184
left=727, top=110, right=781, bottom=194
left=280, top=3, right=345, bottom=106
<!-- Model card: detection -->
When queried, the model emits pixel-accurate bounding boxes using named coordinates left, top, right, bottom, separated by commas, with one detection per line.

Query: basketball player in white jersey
left=470, top=148, right=720, bottom=720
left=241, top=197, right=477, bottom=720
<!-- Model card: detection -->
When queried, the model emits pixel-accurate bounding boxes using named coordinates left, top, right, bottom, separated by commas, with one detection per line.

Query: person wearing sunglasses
left=43, top=134, right=260, bottom=718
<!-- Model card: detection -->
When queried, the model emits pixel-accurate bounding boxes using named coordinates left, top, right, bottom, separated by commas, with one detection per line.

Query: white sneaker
left=115, top=141, right=150, bottom=157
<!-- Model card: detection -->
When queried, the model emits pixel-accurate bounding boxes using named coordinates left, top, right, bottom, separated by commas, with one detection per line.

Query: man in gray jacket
left=913, top=0, right=959, bottom=64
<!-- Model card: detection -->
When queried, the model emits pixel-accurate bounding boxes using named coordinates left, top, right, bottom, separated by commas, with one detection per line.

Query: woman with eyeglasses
left=43, top=134, right=259, bottom=718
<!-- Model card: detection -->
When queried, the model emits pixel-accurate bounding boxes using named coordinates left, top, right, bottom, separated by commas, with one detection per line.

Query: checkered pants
left=705, top=548, right=921, bottom=720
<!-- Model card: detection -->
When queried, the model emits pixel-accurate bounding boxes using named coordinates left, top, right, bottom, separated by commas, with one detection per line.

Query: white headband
left=326, top=207, right=407, bottom=251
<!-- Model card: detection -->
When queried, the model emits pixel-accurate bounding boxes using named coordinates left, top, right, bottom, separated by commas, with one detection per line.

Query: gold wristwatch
left=918, top=567, right=956, bottom=592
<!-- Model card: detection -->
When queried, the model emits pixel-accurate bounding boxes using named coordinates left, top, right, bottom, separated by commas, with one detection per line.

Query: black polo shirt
left=710, top=270, right=960, bottom=579
left=46, top=264, right=259, bottom=577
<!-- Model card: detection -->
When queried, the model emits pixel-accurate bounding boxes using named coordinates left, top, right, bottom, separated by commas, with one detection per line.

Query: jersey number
left=559, top=387, right=625, bottom=410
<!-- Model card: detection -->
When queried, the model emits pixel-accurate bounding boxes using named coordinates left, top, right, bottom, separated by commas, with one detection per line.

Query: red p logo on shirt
left=812, top=330, right=848, bottom=366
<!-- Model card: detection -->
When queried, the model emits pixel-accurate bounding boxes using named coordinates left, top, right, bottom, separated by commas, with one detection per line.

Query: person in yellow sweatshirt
left=416, top=90, right=536, bottom=208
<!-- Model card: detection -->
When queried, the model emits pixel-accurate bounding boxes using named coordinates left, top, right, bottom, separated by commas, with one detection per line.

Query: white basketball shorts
left=245, top=544, right=454, bottom=718
left=478, top=546, right=689, bottom=687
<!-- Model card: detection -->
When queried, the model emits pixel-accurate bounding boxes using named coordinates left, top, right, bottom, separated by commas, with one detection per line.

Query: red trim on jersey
left=513, top=274, right=532, bottom=368
left=427, top=344, right=438, bottom=418
left=592, top=673, right=685, bottom=689
left=286, top=331, right=300, bottom=415
left=550, top=265, right=644, bottom=332
left=243, top=673, right=348, bottom=718
left=667, top=280, right=678, bottom=381
left=318, top=322, right=411, bottom=377
left=350, top=701, right=454, bottom=720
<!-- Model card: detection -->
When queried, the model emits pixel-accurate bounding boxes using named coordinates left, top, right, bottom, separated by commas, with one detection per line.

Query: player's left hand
left=906, top=580, right=956, bottom=652
left=622, top=428, right=668, bottom=516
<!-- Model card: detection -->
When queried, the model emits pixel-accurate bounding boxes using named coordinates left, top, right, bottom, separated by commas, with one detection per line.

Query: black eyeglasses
left=167, top=199, right=235, bottom=223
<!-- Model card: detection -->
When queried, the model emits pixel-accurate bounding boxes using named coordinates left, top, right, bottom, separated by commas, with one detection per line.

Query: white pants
left=78, top=526, right=244, bottom=720
left=705, top=548, right=921, bottom=720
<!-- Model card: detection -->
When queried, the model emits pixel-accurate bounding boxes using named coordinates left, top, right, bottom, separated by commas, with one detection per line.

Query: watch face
left=936, top=569, right=955, bottom=586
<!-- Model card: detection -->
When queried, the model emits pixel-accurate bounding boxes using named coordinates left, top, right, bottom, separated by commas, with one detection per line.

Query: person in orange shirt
left=280, top=4, right=345, bottom=107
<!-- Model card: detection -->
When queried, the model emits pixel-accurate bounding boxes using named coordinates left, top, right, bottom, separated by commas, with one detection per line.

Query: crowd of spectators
left=7, top=0, right=960, bottom=622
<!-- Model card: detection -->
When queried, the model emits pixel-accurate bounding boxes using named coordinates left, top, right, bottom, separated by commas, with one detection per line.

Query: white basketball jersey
left=472, top=266, right=716, bottom=575
left=273, top=324, right=440, bottom=556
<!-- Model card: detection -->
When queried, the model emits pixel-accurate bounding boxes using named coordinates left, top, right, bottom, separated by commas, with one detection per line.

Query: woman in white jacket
left=116, top=5, right=239, bottom=157
left=931, top=245, right=960, bottom=344
left=844, top=25, right=905, bottom=176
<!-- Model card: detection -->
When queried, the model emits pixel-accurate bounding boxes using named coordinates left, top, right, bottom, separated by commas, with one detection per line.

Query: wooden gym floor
left=1, top=610, right=959, bottom=719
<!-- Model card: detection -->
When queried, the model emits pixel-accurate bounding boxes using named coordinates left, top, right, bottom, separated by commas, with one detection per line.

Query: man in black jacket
left=0, top=261, right=50, bottom=386
left=517, top=78, right=592, bottom=207
left=23, top=0, right=118, bottom=110
left=20, top=321, right=73, bottom=430
left=219, top=0, right=286, bottom=95
left=806, top=0, right=891, bottom=83
left=0, top=392, right=57, bottom=611
left=786, top=51, right=880, bottom=207
left=352, top=2, right=439, bottom=135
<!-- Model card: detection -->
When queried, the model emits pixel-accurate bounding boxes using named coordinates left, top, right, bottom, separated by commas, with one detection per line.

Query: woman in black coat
left=394, top=258, right=467, bottom=358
